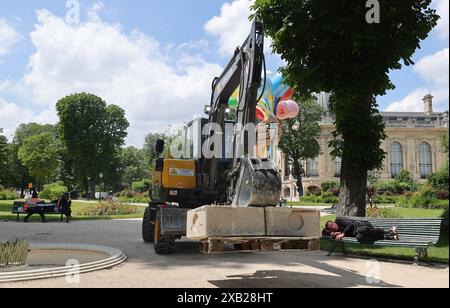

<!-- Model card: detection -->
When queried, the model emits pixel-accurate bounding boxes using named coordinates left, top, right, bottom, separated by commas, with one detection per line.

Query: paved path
left=0, top=220, right=448, bottom=288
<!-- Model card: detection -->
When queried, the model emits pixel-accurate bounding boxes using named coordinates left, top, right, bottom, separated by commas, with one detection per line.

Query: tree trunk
left=292, top=160, right=304, bottom=197
left=337, top=156, right=367, bottom=217
left=89, top=181, right=96, bottom=200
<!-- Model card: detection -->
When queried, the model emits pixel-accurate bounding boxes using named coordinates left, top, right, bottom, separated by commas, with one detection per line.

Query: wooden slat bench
left=322, top=216, right=443, bottom=264
left=12, top=201, right=64, bottom=222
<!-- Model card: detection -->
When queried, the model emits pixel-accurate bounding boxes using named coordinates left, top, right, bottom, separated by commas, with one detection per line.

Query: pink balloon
left=277, top=100, right=299, bottom=120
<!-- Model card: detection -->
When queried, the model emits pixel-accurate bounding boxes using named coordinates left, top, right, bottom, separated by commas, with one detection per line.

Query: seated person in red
left=323, top=218, right=399, bottom=244
left=24, top=191, right=46, bottom=223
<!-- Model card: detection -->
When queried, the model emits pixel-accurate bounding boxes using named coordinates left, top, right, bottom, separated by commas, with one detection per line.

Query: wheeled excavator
left=142, top=19, right=282, bottom=254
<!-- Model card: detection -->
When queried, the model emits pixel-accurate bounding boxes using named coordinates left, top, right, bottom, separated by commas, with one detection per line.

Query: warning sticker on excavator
left=169, top=168, right=194, bottom=177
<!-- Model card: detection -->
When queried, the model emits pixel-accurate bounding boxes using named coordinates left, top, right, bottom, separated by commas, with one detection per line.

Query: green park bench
left=12, top=201, right=64, bottom=223
left=322, top=216, right=443, bottom=264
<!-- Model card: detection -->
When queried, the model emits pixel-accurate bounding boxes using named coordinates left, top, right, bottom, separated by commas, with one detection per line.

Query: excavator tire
left=142, top=207, right=154, bottom=243
left=153, top=211, right=175, bottom=255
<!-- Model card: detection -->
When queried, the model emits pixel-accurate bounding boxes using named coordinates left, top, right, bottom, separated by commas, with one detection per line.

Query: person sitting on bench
left=24, top=190, right=46, bottom=223
left=323, top=218, right=399, bottom=244
left=57, top=193, right=72, bottom=223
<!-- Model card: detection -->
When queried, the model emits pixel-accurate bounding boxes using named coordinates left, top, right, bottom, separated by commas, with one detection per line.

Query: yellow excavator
left=142, top=19, right=282, bottom=254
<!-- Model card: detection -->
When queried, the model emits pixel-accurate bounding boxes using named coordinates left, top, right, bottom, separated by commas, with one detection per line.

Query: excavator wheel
left=153, top=211, right=175, bottom=255
left=142, top=207, right=154, bottom=243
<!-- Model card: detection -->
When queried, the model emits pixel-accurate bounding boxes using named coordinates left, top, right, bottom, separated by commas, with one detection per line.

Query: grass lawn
left=320, top=207, right=448, bottom=263
left=0, top=200, right=146, bottom=222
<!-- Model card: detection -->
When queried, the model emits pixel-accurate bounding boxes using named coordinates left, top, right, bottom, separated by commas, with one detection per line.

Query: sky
left=0, top=0, right=448, bottom=147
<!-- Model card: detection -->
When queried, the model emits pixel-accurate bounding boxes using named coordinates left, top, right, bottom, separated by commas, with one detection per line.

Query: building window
left=419, top=142, right=433, bottom=179
left=390, top=142, right=404, bottom=178
left=284, top=187, right=291, bottom=199
left=334, top=157, right=342, bottom=177
left=306, top=158, right=319, bottom=177
left=284, top=159, right=291, bottom=179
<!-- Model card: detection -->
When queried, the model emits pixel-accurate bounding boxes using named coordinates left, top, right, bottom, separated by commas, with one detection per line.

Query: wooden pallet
left=199, top=237, right=320, bottom=254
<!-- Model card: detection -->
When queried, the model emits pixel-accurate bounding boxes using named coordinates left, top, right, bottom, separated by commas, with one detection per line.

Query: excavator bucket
left=232, top=156, right=282, bottom=207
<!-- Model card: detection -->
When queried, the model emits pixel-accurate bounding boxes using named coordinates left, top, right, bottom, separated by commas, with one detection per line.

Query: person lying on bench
left=323, top=218, right=399, bottom=244
left=24, top=191, right=47, bottom=223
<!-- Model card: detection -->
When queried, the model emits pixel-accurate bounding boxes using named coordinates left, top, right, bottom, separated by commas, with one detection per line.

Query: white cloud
left=0, top=18, right=21, bottom=57
left=386, top=48, right=449, bottom=112
left=0, top=96, right=35, bottom=140
left=205, top=0, right=254, bottom=57
left=14, top=9, right=222, bottom=146
left=434, top=0, right=449, bottom=40
left=414, top=48, right=449, bottom=87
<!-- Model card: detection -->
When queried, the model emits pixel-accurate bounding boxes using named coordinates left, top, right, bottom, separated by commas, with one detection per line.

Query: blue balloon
left=271, top=73, right=290, bottom=98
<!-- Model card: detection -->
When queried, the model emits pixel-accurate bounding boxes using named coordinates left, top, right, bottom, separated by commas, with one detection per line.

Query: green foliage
left=252, top=0, right=439, bottom=215
left=396, top=185, right=449, bottom=210
left=8, top=123, right=55, bottom=190
left=306, top=185, right=322, bottom=196
left=321, top=181, right=339, bottom=193
left=17, top=132, right=59, bottom=186
left=131, top=179, right=150, bottom=193
left=0, top=129, right=10, bottom=186
left=56, top=93, right=129, bottom=195
left=366, top=208, right=400, bottom=219
left=39, top=182, right=68, bottom=200
left=279, top=98, right=323, bottom=196
left=115, top=190, right=149, bottom=203
left=120, top=147, right=148, bottom=189
left=376, top=172, right=419, bottom=195
left=428, top=168, right=449, bottom=192
left=374, top=194, right=399, bottom=204
left=395, top=170, right=415, bottom=184
left=301, top=193, right=338, bottom=204
left=77, top=202, right=139, bottom=216
left=0, top=189, right=18, bottom=200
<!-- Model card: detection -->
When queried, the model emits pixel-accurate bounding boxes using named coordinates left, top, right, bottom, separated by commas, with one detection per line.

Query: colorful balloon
left=276, top=100, right=299, bottom=120
left=271, top=73, right=290, bottom=98
left=258, top=79, right=273, bottom=98
left=228, top=97, right=238, bottom=109
left=256, top=105, right=269, bottom=122
left=280, top=88, right=295, bottom=101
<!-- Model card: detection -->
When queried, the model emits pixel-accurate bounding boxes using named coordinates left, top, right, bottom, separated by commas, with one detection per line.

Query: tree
left=120, top=146, right=148, bottom=189
left=56, top=93, right=129, bottom=198
left=0, top=129, right=10, bottom=186
left=143, top=132, right=172, bottom=169
left=11, top=123, right=56, bottom=194
left=252, top=0, right=439, bottom=216
left=278, top=98, right=323, bottom=197
left=18, top=132, right=59, bottom=189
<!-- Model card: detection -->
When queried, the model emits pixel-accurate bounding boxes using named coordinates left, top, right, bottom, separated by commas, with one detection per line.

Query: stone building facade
left=280, top=94, right=449, bottom=201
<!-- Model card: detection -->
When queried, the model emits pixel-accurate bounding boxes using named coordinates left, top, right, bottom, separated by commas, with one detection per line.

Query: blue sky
left=0, top=0, right=448, bottom=146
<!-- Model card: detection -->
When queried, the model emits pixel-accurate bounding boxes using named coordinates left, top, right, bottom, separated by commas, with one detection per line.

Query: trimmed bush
left=77, top=202, right=139, bottom=216
left=306, top=185, right=321, bottom=196
left=300, top=194, right=338, bottom=204
left=132, top=180, right=150, bottom=193
left=0, top=189, right=18, bottom=200
left=40, top=183, right=68, bottom=200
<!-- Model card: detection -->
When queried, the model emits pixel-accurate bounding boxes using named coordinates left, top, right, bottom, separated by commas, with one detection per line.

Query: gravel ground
left=0, top=219, right=448, bottom=288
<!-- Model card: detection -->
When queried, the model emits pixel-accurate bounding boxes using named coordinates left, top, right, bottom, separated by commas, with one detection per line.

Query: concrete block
left=187, top=206, right=265, bottom=240
left=265, top=208, right=321, bottom=237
